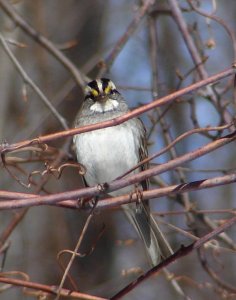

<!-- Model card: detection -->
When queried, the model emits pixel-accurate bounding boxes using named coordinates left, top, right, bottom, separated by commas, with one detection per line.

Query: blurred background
left=0, top=0, right=236, bottom=299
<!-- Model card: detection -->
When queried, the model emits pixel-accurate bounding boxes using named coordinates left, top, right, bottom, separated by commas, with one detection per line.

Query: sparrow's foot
left=76, top=197, right=91, bottom=208
left=133, top=186, right=144, bottom=213
left=96, top=182, right=109, bottom=193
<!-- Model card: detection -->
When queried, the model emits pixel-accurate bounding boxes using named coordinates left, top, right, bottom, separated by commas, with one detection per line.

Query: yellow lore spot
left=91, top=89, right=99, bottom=97
left=104, top=85, right=111, bottom=95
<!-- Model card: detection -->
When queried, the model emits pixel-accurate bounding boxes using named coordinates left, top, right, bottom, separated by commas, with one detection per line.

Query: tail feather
left=122, top=202, right=172, bottom=266
left=123, top=203, right=190, bottom=299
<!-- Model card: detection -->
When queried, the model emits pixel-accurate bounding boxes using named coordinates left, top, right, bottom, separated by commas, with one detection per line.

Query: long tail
left=123, top=202, right=191, bottom=299
left=122, top=202, right=172, bottom=266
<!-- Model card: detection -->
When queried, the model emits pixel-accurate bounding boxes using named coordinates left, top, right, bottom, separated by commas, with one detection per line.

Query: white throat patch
left=90, top=99, right=119, bottom=113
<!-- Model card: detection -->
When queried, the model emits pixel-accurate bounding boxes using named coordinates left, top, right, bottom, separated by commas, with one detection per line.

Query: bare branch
left=99, top=0, right=155, bottom=75
left=55, top=201, right=98, bottom=300
left=0, top=0, right=86, bottom=88
left=168, top=0, right=233, bottom=126
left=0, top=170, right=235, bottom=211
left=0, top=32, right=68, bottom=130
left=1, top=66, right=234, bottom=154
left=111, top=215, right=236, bottom=299
left=0, top=276, right=107, bottom=300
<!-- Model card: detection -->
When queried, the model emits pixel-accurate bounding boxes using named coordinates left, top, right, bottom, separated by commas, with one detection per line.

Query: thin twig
left=115, top=123, right=232, bottom=180
left=187, top=0, right=236, bottom=59
left=0, top=0, right=86, bottom=88
left=111, top=215, right=236, bottom=299
left=99, top=0, right=155, bottom=76
left=55, top=200, right=98, bottom=300
left=0, top=32, right=68, bottom=130
left=98, top=172, right=236, bottom=210
left=148, top=13, right=190, bottom=299
left=0, top=171, right=236, bottom=210
left=0, top=276, right=107, bottom=299
left=198, top=248, right=236, bottom=293
left=168, top=0, right=233, bottom=127
left=1, top=66, right=235, bottom=154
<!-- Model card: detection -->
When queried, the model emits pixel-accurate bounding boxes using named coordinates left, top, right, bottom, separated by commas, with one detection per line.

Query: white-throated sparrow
left=73, top=78, right=172, bottom=266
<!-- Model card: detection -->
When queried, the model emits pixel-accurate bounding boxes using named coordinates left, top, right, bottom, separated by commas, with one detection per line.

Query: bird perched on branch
left=73, top=78, right=172, bottom=266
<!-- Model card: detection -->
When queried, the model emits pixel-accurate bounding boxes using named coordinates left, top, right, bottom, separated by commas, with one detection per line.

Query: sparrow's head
left=85, top=78, right=118, bottom=102
left=84, top=78, right=120, bottom=113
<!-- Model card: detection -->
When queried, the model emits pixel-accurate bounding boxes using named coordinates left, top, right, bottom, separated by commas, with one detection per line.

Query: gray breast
left=74, top=119, right=142, bottom=196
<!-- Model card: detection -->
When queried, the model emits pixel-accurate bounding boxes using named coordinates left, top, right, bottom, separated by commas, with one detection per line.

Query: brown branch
left=98, top=172, right=236, bottom=210
left=99, top=0, right=155, bottom=75
left=116, top=123, right=232, bottom=180
left=1, top=66, right=235, bottom=154
left=111, top=215, right=236, bottom=299
left=0, top=32, right=68, bottom=130
left=0, top=210, right=27, bottom=248
left=198, top=248, right=236, bottom=293
left=187, top=0, right=236, bottom=58
left=0, top=0, right=86, bottom=88
left=0, top=276, right=107, bottom=300
left=55, top=201, right=98, bottom=300
left=103, top=131, right=236, bottom=197
left=168, top=0, right=233, bottom=126
left=0, top=142, right=72, bottom=256
left=0, top=171, right=235, bottom=211
left=168, top=0, right=211, bottom=79
left=153, top=209, right=236, bottom=217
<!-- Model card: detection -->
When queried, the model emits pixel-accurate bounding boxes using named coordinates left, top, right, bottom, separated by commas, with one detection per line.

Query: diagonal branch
left=0, top=0, right=86, bottom=88
left=168, top=0, right=233, bottom=126
left=99, top=0, right=155, bottom=75
left=0, top=66, right=235, bottom=154
left=111, top=215, right=236, bottom=299
left=0, top=275, right=107, bottom=300
left=0, top=32, right=68, bottom=130
left=0, top=165, right=236, bottom=210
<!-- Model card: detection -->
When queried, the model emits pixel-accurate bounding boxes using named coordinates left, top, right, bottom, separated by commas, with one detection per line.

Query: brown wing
left=138, top=118, right=149, bottom=191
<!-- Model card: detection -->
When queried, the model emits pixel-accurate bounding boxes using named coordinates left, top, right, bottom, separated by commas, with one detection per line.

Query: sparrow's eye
left=110, top=88, right=119, bottom=94
left=84, top=78, right=118, bottom=100
left=85, top=80, right=100, bottom=100
left=101, top=78, right=117, bottom=95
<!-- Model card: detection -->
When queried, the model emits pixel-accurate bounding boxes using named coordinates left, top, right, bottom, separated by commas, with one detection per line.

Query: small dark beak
left=97, top=94, right=108, bottom=103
